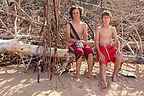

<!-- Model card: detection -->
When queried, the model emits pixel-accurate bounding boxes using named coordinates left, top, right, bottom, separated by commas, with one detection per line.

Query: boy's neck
left=102, top=23, right=110, bottom=28
left=72, top=18, right=80, bottom=24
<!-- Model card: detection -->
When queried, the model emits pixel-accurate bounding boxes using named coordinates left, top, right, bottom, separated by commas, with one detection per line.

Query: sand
left=0, top=61, right=144, bottom=96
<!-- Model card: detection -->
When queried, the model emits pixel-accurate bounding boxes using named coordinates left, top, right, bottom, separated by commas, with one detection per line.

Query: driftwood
left=0, top=0, right=143, bottom=83
left=0, top=38, right=143, bottom=62
left=122, top=55, right=144, bottom=63
left=0, top=39, right=73, bottom=58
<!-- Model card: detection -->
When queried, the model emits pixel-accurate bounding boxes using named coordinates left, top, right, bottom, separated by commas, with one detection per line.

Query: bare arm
left=113, top=27, right=120, bottom=51
left=83, top=24, right=88, bottom=42
left=95, top=28, right=105, bottom=61
left=81, top=24, right=88, bottom=45
left=95, top=28, right=102, bottom=55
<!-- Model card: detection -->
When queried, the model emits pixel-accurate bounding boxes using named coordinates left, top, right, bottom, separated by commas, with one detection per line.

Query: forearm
left=95, top=42, right=102, bottom=55
left=67, top=38, right=78, bottom=43
left=116, top=40, right=120, bottom=51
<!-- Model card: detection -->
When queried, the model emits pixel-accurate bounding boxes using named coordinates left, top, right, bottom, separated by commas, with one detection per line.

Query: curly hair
left=69, top=5, right=84, bottom=19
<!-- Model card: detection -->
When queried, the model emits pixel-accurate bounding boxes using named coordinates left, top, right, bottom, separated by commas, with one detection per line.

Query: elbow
left=116, top=40, right=120, bottom=44
left=66, top=38, right=71, bottom=43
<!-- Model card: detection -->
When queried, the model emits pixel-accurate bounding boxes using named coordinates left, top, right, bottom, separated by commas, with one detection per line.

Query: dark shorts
left=69, top=44, right=93, bottom=61
left=97, top=45, right=117, bottom=65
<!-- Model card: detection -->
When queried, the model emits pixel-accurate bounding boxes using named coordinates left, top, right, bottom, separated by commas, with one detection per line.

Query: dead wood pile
left=0, top=0, right=143, bottom=80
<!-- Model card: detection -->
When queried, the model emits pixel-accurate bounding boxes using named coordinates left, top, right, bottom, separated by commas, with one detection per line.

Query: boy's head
left=69, top=5, right=84, bottom=19
left=101, top=10, right=112, bottom=18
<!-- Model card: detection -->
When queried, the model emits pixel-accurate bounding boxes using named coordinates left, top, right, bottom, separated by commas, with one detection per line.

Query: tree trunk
left=0, top=39, right=73, bottom=58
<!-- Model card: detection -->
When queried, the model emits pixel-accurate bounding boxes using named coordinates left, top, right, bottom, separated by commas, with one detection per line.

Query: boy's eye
left=74, top=12, right=78, bottom=14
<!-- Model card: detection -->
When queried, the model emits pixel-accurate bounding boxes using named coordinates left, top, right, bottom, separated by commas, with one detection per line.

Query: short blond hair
left=101, top=10, right=112, bottom=18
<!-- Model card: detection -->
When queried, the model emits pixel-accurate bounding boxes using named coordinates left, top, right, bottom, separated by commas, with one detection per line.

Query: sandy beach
left=0, top=61, right=144, bottom=96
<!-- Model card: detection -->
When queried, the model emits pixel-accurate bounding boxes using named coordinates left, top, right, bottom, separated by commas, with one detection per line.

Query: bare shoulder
left=97, top=26, right=101, bottom=29
left=80, top=21, right=87, bottom=27
left=66, top=22, right=71, bottom=31
left=110, top=26, right=116, bottom=31
left=66, top=22, right=70, bottom=27
left=109, top=26, right=116, bottom=34
left=96, top=26, right=102, bottom=31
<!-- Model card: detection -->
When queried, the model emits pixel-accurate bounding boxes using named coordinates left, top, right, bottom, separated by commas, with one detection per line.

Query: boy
left=66, top=6, right=94, bottom=82
left=95, top=10, right=122, bottom=88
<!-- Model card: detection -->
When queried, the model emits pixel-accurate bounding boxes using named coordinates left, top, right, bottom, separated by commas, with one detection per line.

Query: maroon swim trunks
left=97, top=45, right=117, bottom=65
left=69, top=44, right=93, bottom=61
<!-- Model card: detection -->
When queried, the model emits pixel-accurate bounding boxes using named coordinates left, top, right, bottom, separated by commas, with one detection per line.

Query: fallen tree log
left=0, top=39, right=73, bottom=58
left=0, top=39, right=143, bottom=63
left=122, top=55, right=144, bottom=63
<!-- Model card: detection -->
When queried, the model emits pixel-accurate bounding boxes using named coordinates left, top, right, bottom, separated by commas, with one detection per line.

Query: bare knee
left=88, top=53, right=93, bottom=58
left=116, top=52, right=122, bottom=62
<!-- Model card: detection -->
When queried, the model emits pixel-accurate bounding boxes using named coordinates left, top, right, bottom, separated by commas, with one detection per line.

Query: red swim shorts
left=69, top=44, right=93, bottom=61
left=97, top=45, right=117, bottom=65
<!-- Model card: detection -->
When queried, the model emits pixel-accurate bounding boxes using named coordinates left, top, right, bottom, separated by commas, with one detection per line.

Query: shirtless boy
left=95, top=10, right=122, bottom=88
left=66, top=6, right=94, bottom=82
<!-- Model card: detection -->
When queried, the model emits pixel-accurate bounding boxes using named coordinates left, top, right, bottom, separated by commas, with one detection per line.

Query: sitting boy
left=66, top=6, right=94, bottom=82
left=95, top=10, right=122, bottom=88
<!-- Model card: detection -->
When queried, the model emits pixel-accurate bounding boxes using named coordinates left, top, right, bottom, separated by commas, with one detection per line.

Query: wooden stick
left=118, top=35, right=135, bottom=55
left=0, top=19, right=13, bottom=35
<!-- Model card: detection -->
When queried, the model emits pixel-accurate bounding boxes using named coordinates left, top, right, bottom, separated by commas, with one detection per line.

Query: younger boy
left=95, top=10, right=122, bottom=88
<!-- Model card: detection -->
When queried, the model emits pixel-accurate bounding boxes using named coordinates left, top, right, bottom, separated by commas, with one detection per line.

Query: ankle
left=88, top=72, right=92, bottom=75
left=102, top=80, right=107, bottom=83
left=113, top=74, right=117, bottom=77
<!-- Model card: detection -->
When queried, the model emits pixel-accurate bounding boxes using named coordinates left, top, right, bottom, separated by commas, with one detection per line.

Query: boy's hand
left=99, top=53, right=105, bottom=62
left=80, top=40, right=88, bottom=45
left=116, top=50, right=121, bottom=55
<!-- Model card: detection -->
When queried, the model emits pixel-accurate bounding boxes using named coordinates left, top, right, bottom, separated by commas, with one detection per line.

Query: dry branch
left=0, top=0, right=143, bottom=82
left=0, top=10, right=44, bottom=26
left=0, top=19, right=13, bottom=35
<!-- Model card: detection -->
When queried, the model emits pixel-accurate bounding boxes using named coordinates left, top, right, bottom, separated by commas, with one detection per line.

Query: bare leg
left=87, top=53, right=95, bottom=80
left=100, top=64, right=107, bottom=88
left=113, top=52, right=122, bottom=82
left=75, top=56, right=83, bottom=82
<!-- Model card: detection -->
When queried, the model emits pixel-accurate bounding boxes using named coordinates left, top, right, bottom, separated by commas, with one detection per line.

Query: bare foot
left=88, top=75, right=95, bottom=80
left=101, top=81, right=107, bottom=89
left=113, top=75, right=118, bottom=82
left=75, top=78, right=81, bottom=82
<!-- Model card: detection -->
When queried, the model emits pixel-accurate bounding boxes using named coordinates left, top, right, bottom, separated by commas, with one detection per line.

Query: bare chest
left=71, top=24, right=84, bottom=35
left=99, top=29, right=112, bottom=38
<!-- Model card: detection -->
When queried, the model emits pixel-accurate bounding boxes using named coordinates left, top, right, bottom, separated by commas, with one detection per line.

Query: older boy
left=95, top=10, right=122, bottom=88
left=66, top=6, right=94, bottom=82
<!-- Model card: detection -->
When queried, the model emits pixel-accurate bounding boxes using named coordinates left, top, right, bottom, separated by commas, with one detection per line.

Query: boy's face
left=102, top=15, right=110, bottom=24
left=72, top=9, right=80, bottom=19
